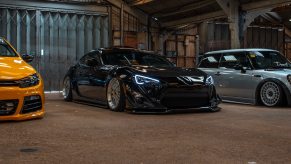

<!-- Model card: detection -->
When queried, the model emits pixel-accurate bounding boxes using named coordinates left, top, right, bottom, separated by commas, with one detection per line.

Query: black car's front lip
left=124, top=81, right=220, bottom=112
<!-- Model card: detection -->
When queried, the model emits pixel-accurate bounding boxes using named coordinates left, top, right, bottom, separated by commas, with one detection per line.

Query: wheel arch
left=105, top=67, right=134, bottom=109
left=255, top=78, right=291, bottom=106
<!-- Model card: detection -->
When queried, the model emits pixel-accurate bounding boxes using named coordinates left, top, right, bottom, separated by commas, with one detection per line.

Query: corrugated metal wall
left=0, top=7, right=109, bottom=91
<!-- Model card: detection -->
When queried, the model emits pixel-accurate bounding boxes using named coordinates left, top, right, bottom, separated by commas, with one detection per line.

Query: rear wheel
left=62, top=76, right=72, bottom=101
left=260, top=81, right=283, bottom=107
left=107, top=78, right=125, bottom=112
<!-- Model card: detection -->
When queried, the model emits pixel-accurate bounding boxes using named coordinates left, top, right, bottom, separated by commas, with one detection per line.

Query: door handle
left=253, top=74, right=261, bottom=78
left=214, top=72, right=221, bottom=76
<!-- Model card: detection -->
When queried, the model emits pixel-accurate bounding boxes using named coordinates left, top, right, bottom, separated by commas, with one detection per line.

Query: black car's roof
left=92, top=47, right=155, bottom=55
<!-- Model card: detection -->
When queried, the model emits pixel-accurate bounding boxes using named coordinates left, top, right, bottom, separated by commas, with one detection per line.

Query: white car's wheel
left=107, top=78, right=125, bottom=112
left=260, top=81, right=282, bottom=107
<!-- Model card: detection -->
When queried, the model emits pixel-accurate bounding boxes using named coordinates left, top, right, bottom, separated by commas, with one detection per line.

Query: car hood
left=0, top=57, right=36, bottom=80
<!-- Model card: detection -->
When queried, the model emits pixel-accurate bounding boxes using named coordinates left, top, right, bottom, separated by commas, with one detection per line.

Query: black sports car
left=62, top=47, right=221, bottom=112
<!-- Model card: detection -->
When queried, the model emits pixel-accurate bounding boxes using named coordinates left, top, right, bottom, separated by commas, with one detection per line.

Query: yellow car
left=0, top=37, right=45, bottom=121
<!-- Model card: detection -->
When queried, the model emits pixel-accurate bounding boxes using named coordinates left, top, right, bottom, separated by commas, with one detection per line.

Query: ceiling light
left=289, top=18, right=291, bottom=22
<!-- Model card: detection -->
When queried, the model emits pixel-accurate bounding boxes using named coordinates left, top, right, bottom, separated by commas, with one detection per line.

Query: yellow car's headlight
left=16, top=73, right=40, bottom=88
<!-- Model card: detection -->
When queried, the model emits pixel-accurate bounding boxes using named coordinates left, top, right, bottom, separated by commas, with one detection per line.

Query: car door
left=217, top=52, right=257, bottom=103
left=76, top=52, right=109, bottom=102
left=85, top=53, right=109, bottom=102
left=75, top=54, right=93, bottom=99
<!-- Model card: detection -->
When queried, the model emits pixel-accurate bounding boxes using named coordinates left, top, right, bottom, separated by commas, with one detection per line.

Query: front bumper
left=0, top=84, right=45, bottom=121
left=124, top=82, right=221, bottom=113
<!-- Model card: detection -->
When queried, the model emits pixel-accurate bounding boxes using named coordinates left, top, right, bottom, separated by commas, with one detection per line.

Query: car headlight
left=134, top=75, right=159, bottom=85
left=206, top=76, right=214, bottom=85
left=288, top=75, right=291, bottom=84
left=16, top=73, right=40, bottom=88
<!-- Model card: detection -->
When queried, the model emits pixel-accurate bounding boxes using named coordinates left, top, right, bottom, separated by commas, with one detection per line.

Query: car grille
left=0, top=80, right=19, bottom=87
left=0, top=100, right=18, bottom=116
left=21, top=95, right=42, bottom=114
left=160, top=87, right=209, bottom=108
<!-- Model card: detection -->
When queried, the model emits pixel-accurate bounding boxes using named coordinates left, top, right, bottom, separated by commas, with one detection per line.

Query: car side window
left=79, top=54, right=88, bottom=65
left=85, top=52, right=101, bottom=67
left=79, top=52, right=101, bottom=67
left=199, top=54, right=221, bottom=68
left=220, top=52, right=251, bottom=69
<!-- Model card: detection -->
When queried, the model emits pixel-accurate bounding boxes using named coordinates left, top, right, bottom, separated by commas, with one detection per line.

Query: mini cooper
left=199, top=49, right=291, bottom=107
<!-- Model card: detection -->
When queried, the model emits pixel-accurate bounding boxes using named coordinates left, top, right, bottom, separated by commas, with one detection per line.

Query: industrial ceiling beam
left=129, top=0, right=154, bottom=6
left=161, top=10, right=226, bottom=28
left=242, top=0, right=291, bottom=12
left=154, top=0, right=216, bottom=18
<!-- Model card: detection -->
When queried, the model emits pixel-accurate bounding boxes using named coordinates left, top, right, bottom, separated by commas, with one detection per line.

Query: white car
left=198, top=49, right=291, bottom=107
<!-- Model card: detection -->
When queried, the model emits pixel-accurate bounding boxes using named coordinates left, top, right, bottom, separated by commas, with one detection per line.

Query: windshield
left=248, top=51, right=291, bottom=69
left=101, top=52, right=174, bottom=67
left=0, top=44, right=18, bottom=57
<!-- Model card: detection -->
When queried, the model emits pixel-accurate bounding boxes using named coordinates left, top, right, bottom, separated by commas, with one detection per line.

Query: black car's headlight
left=206, top=76, right=214, bottom=85
left=134, top=75, right=160, bottom=85
left=16, top=73, right=40, bottom=88
left=288, top=75, right=291, bottom=84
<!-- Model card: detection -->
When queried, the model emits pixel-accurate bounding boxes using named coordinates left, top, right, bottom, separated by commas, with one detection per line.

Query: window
left=101, top=52, right=174, bottom=67
left=199, top=54, right=221, bottom=68
left=79, top=52, right=101, bottom=67
left=0, top=44, right=17, bottom=57
left=248, top=51, right=291, bottom=69
left=220, top=52, right=251, bottom=69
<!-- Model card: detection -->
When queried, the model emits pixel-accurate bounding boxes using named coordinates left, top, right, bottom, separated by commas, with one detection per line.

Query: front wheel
left=107, top=78, right=125, bottom=112
left=260, top=81, right=283, bottom=107
left=62, top=76, right=72, bottom=101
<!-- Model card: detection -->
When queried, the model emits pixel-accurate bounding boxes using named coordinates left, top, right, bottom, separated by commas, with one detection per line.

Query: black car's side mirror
left=87, top=58, right=99, bottom=67
left=21, top=54, right=34, bottom=63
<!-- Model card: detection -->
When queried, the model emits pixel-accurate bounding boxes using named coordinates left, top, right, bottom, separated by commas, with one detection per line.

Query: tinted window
left=102, top=52, right=174, bottom=67
left=248, top=51, right=291, bottom=69
left=0, top=44, right=17, bottom=57
left=199, top=54, right=221, bottom=68
left=220, top=52, right=251, bottom=69
left=79, top=52, right=101, bottom=66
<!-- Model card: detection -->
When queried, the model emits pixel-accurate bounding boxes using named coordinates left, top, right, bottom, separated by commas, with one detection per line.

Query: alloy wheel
left=62, top=77, right=71, bottom=99
left=107, top=78, right=121, bottom=110
left=260, top=82, right=281, bottom=107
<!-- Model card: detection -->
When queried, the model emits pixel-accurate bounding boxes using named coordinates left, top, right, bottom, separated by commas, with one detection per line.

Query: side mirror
left=234, top=64, right=246, bottom=73
left=87, top=58, right=99, bottom=67
left=21, top=54, right=34, bottom=63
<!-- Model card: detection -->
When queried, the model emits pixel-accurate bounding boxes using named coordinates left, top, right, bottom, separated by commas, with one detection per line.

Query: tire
left=107, top=78, right=125, bottom=112
left=260, top=81, right=283, bottom=107
left=62, top=76, right=73, bottom=101
left=208, top=107, right=221, bottom=112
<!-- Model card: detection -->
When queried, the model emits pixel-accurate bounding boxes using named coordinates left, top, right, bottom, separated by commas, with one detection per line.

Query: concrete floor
left=1, top=94, right=291, bottom=164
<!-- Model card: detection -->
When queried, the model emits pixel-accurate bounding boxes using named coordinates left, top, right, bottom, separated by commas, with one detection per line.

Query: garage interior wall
left=0, top=6, right=109, bottom=91
left=111, top=5, right=146, bottom=49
